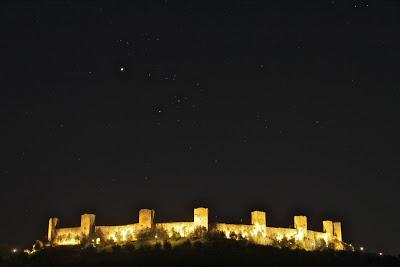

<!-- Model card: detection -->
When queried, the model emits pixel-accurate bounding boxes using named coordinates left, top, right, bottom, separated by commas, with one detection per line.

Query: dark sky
left=1, top=0, right=399, bottom=255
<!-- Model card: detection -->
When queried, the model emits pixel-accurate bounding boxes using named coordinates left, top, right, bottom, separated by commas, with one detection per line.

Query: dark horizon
left=1, top=0, right=399, bottom=255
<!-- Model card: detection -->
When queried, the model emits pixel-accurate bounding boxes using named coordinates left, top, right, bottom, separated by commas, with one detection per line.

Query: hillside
left=2, top=238, right=399, bottom=267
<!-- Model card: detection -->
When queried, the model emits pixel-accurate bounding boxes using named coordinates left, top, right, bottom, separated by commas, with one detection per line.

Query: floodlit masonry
left=47, top=207, right=347, bottom=250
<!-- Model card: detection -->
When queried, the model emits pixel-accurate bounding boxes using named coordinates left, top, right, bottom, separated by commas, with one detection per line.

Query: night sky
left=1, top=0, right=400, bottom=255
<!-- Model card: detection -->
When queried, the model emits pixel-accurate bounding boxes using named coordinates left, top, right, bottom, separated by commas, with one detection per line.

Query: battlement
left=48, top=207, right=346, bottom=250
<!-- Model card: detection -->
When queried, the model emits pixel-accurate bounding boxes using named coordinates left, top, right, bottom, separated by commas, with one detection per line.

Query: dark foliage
left=2, top=239, right=399, bottom=267
left=136, top=227, right=169, bottom=241
left=189, top=226, right=208, bottom=240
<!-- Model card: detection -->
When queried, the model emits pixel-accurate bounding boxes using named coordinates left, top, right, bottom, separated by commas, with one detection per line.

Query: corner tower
left=48, top=217, right=58, bottom=242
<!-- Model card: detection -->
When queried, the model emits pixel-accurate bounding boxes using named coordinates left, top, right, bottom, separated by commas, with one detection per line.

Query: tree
left=229, top=232, right=238, bottom=240
left=205, top=230, right=226, bottom=242
left=189, top=226, right=207, bottom=240
left=91, top=229, right=105, bottom=246
left=163, top=240, right=172, bottom=250
left=170, top=229, right=182, bottom=240
left=114, top=231, right=123, bottom=242
left=136, top=227, right=168, bottom=241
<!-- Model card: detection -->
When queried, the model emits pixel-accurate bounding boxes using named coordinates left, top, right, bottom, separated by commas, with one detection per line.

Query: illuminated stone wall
left=54, top=227, right=82, bottom=245
left=266, top=227, right=298, bottom=240
left=213, top=223, right=255, bottom=239
left=96, top=224, right=141, bottom=242
left=155, top=208, right=208, bottom=238
left=156, top=222, right=195, bottom=237
left=48, top=207, right=347, bottom=250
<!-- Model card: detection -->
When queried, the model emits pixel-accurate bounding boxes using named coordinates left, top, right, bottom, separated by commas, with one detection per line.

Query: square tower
left=194, top=207, right=208, bottom=230
left=81, top=214, right=96, bottom=237
left=294, top=215, right=308, bottom=230
left=323, top=220, right=334, bottom=235
left=294, top=215, right=308, bottom=240
left=139, top=209, right=155, bottom=229
left=251, top=211, right=266, bottom=226
left=48, top=217, right=58, bottom=242
left=333, top=222, right=342, bottom=241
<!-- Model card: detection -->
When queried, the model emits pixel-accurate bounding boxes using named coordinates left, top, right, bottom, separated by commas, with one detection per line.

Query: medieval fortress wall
left=48, top=207, right=344, bottom=250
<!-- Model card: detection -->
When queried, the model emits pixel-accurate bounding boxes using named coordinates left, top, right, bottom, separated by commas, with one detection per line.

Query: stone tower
left=323, top=220, right=334, bottom=235
left=333, top=222, right=342, bottom=241
left=294, top=215, right=308, bottom=230
left=251, top=211, right=266, bottom=226
left=48, top=217, right=58, bottom=242
left=194, top=207, right=208, bottom=230
left=139, top=209, right=155, bottom=229
left=294, top=215, right=308, bottom=240
left=80, top=214, right=96, bottom=237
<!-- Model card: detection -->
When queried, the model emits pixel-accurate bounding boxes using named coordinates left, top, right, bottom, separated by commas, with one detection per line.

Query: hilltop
left=2, top=235, right=399, bottom=267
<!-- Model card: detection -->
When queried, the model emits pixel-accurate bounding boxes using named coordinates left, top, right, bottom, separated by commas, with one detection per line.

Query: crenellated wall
left=48, top=206, right=346, bottom=251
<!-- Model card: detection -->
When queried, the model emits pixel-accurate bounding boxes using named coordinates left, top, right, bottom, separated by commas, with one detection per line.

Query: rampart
left=48, top=207, right=346, bottom=250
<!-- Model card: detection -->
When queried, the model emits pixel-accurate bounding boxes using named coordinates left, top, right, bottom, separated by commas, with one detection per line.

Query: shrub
left=125, top=242, right=135, bottom=251
left=93, top=229, right=104, bottom=243
left=193, top=240, right=203, bottom=249
left=205, top=230, right=226, bottom=242
left=179, top=239, right=192, bottom=249
left=315, top=238, right=327, bottom=251
left=229, top=232, right=238, bottom=240
left=163, top=240, right=172, bottom=250
left=137, top=227, right=169, bottom=241
left=170, top=229, right=182, bottom=240
left=154, top=242, right=162, bottom=250
left=189, top=226, right=207, bottom=240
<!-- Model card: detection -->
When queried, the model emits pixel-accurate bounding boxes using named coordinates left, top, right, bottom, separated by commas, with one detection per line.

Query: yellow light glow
left=276, top=234, right=284, bottom=241
left=47, top=208, right=348, bottom=251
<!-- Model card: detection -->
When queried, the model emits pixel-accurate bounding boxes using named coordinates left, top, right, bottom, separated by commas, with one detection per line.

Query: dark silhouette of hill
left=1, top=238, right=399, bottom=267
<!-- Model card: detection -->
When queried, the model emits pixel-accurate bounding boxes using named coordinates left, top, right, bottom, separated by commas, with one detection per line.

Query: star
left=120, top=67, right=125, bottom=72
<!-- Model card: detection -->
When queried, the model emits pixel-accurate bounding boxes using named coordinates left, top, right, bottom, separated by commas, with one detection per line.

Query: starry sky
left=1, top=0, right=400, bottom=255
